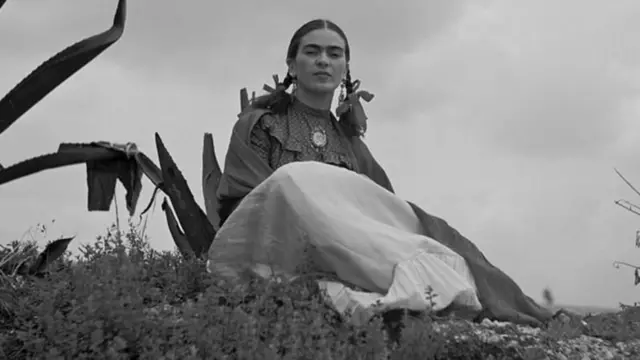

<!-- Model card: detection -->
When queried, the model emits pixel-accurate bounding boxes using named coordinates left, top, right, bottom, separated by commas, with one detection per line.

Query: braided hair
left=338, top=68, right=362, bottom=136
left=251, top=19, right=355, bottom=117
left=344, top=68, right=354, bottom=96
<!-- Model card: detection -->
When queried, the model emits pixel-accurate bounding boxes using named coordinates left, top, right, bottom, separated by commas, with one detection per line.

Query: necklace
left=294, top=99, right=330, bottom=152
left=310, top=126, right=328, bottom=151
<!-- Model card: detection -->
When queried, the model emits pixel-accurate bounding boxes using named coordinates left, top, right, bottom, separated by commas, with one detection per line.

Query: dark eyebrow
left=302, top=44, right=344, bottom=52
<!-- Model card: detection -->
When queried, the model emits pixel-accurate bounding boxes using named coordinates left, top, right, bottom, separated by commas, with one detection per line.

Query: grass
left=0, top=223, right=638, bottom=360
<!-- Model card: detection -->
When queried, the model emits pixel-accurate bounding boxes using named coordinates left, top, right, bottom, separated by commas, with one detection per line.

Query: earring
left=291, top=77, right=297, bottom=93
left=338, top=80, right=346, bottom=103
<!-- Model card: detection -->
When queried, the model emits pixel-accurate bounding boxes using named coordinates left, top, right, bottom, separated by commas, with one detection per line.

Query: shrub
left=0, top=222, right=636, bottom=359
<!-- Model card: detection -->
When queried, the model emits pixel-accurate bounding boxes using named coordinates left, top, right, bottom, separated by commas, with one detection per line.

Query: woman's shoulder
left=238, top=104, right=292, bottom=126
left=237, top=105, right=293, bottom=136
left=231, top=106, right=280, bottom=137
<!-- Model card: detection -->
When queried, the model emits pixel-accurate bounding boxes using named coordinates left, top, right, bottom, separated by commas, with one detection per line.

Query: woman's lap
left=208, top=161, right=481, bottom=321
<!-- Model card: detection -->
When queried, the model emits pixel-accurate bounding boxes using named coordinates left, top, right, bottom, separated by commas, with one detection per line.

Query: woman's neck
left=294, top=87, right=333, bottom=111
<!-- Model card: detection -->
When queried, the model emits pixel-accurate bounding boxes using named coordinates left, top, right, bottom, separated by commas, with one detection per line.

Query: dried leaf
left=28, top=237, right=74, bottom=275
left=0, top=144, right=122, bottom=186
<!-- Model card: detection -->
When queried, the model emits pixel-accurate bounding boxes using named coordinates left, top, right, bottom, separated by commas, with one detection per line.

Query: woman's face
left=288, top=28, right=347, bottom=95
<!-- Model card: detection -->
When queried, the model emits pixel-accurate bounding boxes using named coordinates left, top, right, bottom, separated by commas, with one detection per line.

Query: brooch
left=310, top=126, right=328, bottom=150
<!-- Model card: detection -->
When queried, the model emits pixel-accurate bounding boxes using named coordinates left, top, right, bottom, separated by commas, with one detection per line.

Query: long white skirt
left=207, top=161, right=482, bottom=325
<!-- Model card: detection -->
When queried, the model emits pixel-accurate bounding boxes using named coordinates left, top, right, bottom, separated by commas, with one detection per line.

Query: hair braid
left=338, top=68, right=363, bottom=137
left=344, top=69, right=354, bottom=96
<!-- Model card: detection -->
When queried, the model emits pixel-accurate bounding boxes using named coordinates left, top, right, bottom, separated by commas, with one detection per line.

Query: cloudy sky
left=1, top=0, right=639, bottom=309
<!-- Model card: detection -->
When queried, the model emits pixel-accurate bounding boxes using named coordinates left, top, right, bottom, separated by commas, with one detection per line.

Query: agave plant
left=0, top=0, right=244, bottom=266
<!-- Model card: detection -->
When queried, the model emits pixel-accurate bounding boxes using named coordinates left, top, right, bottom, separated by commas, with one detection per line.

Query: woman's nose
left=316, top=53, right=329, bottom=67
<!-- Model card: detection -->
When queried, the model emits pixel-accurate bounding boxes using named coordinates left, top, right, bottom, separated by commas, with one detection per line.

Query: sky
left=1, top=0, right=639, bottom=309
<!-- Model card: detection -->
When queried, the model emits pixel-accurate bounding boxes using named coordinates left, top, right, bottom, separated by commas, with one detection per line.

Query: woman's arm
left=249, top=119, right=273, bottom=168
left=218, top=112, right=278, bottom=227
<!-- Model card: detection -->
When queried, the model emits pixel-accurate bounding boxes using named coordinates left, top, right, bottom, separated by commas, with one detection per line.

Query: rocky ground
left=437, top=315, right=640, bottom=359
left=142, top=297, right=640, bottom=360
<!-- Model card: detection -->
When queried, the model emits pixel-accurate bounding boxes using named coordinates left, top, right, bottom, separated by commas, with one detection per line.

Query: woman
left=209, top=19, right=553, bottom=327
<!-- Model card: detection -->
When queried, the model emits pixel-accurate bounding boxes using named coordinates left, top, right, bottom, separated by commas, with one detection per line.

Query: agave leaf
left=161, top=198, right=194, bottom=258
left=202, top=133, right=222, bottom=230
left=155, top=133, right=215, bottom=258
left=0, top=144, right=124, bottom=186
left=240, top=88, right=250, bottom=111
left=28, top=237, right=74, bottom=275
left=134, top=152, right=163, bottom=189
left=0, top=0, right=126, bottom=136
left=0, top=141, right=170, bottom=223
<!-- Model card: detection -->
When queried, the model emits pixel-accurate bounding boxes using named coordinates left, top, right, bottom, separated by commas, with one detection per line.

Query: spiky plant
left=613, top=168, right=640, bottom=287
left=0, top=0, right=281, bottom=261
left=0, top=0, right=218, bottom=259
left=0, top=237, right=73, bottom=319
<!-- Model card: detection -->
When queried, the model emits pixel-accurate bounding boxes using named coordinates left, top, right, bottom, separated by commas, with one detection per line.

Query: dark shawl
left=216, top=107, right=553, bottom=327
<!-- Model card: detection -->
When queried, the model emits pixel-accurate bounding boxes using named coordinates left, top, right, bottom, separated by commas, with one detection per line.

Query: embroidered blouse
left=249, top=97, right=356, bottom=171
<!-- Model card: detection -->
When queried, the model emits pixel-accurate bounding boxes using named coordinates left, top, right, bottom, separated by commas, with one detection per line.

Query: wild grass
left=0, top=223, right=638, bottom=360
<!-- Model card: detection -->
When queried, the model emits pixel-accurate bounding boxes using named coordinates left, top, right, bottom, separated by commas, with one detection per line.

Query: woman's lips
left=314, top=72, right=331, bottom=80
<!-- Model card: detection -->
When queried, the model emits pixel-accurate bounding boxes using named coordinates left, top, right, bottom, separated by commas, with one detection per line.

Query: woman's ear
left=286, top=59, right=296, bottom=78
